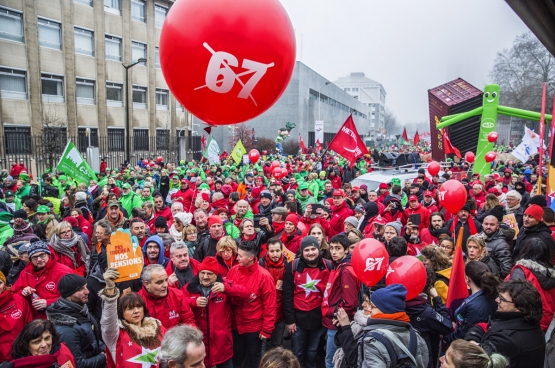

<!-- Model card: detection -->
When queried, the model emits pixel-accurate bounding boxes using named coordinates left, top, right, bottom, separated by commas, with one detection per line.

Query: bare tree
left=227, top=124, right=255, bottom=151
left=282, top=140, right=299, bottom=155
left=37, top=106, right=68, bottom=172
left=383, top=108, right=401, bottom=135
left=253, top=137, right=276, bottom=152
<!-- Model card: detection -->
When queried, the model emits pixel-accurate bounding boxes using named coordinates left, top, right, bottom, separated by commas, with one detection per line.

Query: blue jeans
left=290, top=325, right=326, bottom=368
left=325, top=329, right=337, bottom=368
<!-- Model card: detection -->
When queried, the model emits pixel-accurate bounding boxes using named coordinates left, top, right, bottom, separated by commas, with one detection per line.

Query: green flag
left=203, top=137, right=221, bottom=164
left=57, top=140, right=97, bottom=184
left=231, top=139, right=247, bottom=165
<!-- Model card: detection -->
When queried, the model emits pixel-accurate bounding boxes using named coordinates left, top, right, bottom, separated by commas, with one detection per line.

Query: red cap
left=409, top=195, right=418, bottom=201
left=351, top=186, right=359, bottom=191
left=63, top=216, right=79, bottom=228
left=488, top=187, right=499, bottom=195
left=373, top=215, right=387, bottom=225
left=251, top=187, right=261, bottom=199
left=207, top=215, right=223, bottom=228
left=424, top=191, right=433, bottom=197
left=333, top=189, right=346, bottom=197
left=201, top=192, right=210, bottom=202
left=199, top=257, right=220, bottom=275
left=379, top=183, right=389, bottom=189
left=181, top=179, right=188, bottom=184
left=285, top=214, right=299, bottom=227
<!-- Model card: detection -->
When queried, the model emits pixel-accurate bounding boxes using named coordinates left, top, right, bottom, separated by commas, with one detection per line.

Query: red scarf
left=450, top=216, right=477, bottom=236
left=273, top=221, right=285, bottom=235
left=242, top=233, right=257, bottom=242
left=212, top=198, right=228, bottom=209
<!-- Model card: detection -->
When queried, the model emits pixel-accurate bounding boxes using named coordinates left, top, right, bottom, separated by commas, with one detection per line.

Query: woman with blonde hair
left=259, top=347, right=300, bottom=368
left=308, top=223, right=330, bottom=259
left=440, top=339, right=507, bottom=368
left=477, top=193, right=505, bottom=223
left=215, top=236, right=238, bottom=277
left=48, top=221, right=90, bottom=276
left=421, top=245, right=451, bottom=303
left=466, top=235, right=500, bottom=277
left=182, top=224, right=198, bottom=256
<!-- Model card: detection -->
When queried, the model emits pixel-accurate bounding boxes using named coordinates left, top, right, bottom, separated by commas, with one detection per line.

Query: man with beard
left=421, top=190, right=439, bottom=214
left=231, top=200, right=254, bottom=228
left=420, top=212, right=448, bottom=245
left=480, top=215, right=513, bottom=278
left=512, top=205, right=555, bottom=260
left=129, top=218, right=148, bottom=247
left=445, top=205, right=482, bottom=254
left=166, top=241, right=201, bottom=289
left=138, top=264, right=196, bottom=329
left=142, top=235, right=170, bottom=267
left=46, top=274, right=106, bottom=368
left=283, top=236, right=333, bottom=368
left=194, top=216, right=227, bottom=261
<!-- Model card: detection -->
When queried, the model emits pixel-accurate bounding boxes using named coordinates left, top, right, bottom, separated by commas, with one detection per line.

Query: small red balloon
left=438, top=179, right=467, bottom=215
left=273, top=167, right=283, bottom=179
left=248, top=149, right=260, bottom=164
left=142, top=159, right=148, bottom=165
left=485, top=151, right=497, bottom=163
left=465, top=151, right=475, bottom=164
left=386, top=256, right=427, bottom=300
left=157, top=156, right=163, bottom=163
left=352, top=239, right=389, bottom=287
left=297, top=222, right=308, bottom=237
left=427, top=161, right=440, bottom=176
left=149, top=162, right=155, bottom=167
left=262, top=150, right=268, bottom=155
left=487, top=132, right=498, bottom=143
left=271, top=160, right=280, bottom=169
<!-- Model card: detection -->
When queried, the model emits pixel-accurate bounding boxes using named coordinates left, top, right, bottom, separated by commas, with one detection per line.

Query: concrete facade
left=334, top=72, right=387, bottom=136
left=0, top=0, right=192, bottom=144
left=202, top=61, right=372, bottom=151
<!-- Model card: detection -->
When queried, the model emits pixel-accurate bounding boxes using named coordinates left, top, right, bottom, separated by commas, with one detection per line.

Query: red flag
left=299, top=135, right=308, bottom=153
left=402, top=127, right=408, bottom=142
left=446, top=227, right=469, bottom=318
left=413, top=129, right=420, bottom=145
left=201, top=135, right=207, bottom=151
left=442, top=129, right=462, bottom=158
left=328, top=114, right=369, bottom=167
left=316, top=139, right=323, bottom=151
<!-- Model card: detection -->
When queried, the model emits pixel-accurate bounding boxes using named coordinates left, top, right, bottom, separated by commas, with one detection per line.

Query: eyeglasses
left=498, top=294, right=514, bottom=304
left=439, top=244, right=453, bottom=250
left=60, top=230, right=72, bottom=235
left=31, top=253, right=48, bottom=261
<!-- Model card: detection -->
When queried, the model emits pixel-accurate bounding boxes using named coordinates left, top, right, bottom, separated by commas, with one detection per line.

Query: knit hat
left=155, top=216, right=168, bottom=229
left=379, top=183, right=389, bottom=189
left=354, top=205, right=365, bottom=214
left=13, top=210, right=27, bottom=221
left=524, top=204, right=544, bottom=222
left=199, top=256, right=220, bottom=275
left=251, top=187, right=261, bottom=199
left=37, top=205, right=50, bottom=214
left=528, top=195, right=548, bottom=208
left=208, top=215, right=223, bottom=228
left=285, top=214, right=299, bottom=227
left=27, top=239, right=51, bottom=258
left=0, top=271, right=5, bottom=284
left=63, top=216, right=79, bottom=228
left=173, top=212, right=193, bottom=226
left=371, top=284, right=407, bottom=313
left=344, top=216, right=359, bottom=228
left=300, top=236, right=320, bottom=251
left=360, top=184, right=368, bottom=191
left=385, top=221, right=402, bottom=236
left=460, top=205, right=470, bottom=213
left=75, top=192, right=87, bottom=201
left=201, top=192, right=210, bottom=202
left=58, top=274, right=87, bottom=298
left=260, top=190, right=272, bottom=200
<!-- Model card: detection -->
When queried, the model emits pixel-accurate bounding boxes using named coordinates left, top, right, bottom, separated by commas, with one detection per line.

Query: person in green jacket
left=296, top=182, right=316, bottom=212
left=15, top=180, right=30, bottom=200
left=316, top=171, right=328, bottom=200
left=216, top=209, right=241, bottom=239
left=306, top=173, right=320, bottom=200
left=0, top=212, right=13, bottom=245
left=140, top=186, right=154, bottom=205
left=1, top=190, right=21, bottom=212
left=119, top=183, right=143, bottom=216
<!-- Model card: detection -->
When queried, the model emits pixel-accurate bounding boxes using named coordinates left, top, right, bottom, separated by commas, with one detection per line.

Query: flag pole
left=547, top=94, right=555, bottom=202
left=538, top=83, right=547, bottom=195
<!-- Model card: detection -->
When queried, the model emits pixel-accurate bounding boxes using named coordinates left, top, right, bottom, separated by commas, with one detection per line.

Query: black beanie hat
left=155, top=216, right=168, bottom=229
left=300, top=236, right=320, bottom=252
left=528, top=195, right=548, bottom=208
left=489, top=205, right=505, bottom=223
left=58, top=274, right=87, bottom=298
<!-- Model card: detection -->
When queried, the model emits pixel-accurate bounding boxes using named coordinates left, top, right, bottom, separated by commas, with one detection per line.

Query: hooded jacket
left=118, top=190, right=142, bottom=216
left=329, top=201, right=354, bottom=237
left=259, top=254, right=287, bottom=321
left=142, top=235, right=170, bottom=268
left=481, top=229, right=513, bottom=278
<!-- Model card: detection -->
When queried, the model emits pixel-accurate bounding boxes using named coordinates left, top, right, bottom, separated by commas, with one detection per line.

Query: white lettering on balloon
left=364, top=257, right=384, bottom=272
left=195, top=42, right=274, bottom=106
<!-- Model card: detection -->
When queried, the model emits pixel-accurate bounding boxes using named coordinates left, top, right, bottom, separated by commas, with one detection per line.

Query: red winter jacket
left=403, top=203, right=430, bottom=231
left=183, top=276, right=249, bottom=367
left=48, top=245, right=87, bottom=277
left=155, top=205, right=174, bottom=224
left=329, top=201, right=354, bottom=237
left=171, top=187, right=195, bottom=212
left=421, top=201, right=439, bottom=215
left=11, top=343, right=76, bottom=368
left=329, top=175, right=342, bottom=189
left=165, top=259, right=201, bottom=288
left=0, top=292, right=33, bottom=362
left=281, top=229, right=302, bottom=255
left=138, top=286, right=196, bottom=329
left=12, top=258, right=73, bottom=319
left=216, top=255, right=237, bottom=278
left=299, top=216, right=331, bottom=238
left=420, top=227, right=439, bottom=245
left=9, top=164, right=20, bottom=178
left=226, top=261, right=277, bottom=338
left=260, top=254, right=287, bottom=321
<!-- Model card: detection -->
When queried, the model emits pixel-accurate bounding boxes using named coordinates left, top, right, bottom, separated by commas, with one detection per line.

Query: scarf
left=121, top=317, right=162, bottom=349
left=50, top=233, right=90, bottom=272
left=333, top=310, right=369, bottom=368
left=507, top=203, right=520, bottom=213
left=242, top=233, right=257, bottom=242
left=169, top=225, right=182, bottom=242
left=36, top=214, right=53, bottom=225
left=450, top=216, right=477, bottom=236
left=273, top=221, right=285, bottom=235
left=372, top=311, right=411, bottom=323
left=88, top=184, right=98, bottom=194
left=211, top=197, right=228, bottom=209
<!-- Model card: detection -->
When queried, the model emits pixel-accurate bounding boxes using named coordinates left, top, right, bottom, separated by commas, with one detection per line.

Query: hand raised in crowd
left=103, top=268, right=119, bottom=295
left=211, top=282, right=225, bottom=294
left=168, top=273, right=179, bottom=287
left=332, top=307, right=350, bottom=327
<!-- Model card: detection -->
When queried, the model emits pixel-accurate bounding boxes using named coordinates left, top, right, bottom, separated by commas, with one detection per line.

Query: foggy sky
left=280, top=0, right=530, bottom=130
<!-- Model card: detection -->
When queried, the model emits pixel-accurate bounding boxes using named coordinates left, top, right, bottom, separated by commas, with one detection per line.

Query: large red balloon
left=248, top=149, right=260, bottom=164
left=142, top=159, right=148, bottom=165
left=156, top=156, right=163, bottom=163
left=485, top=151, right=497, bottom=163
left=386, top=256, right=427, bottom=300
left=352, top=239, right=389, bottom=287
left=438, top=179, right=467, bottom=215
left=465, top=151, right=475, bottom=164
left=427, top=161, right=440, bottom=176
left=280, top=167, right=288, bottom=177
left=159, top=0, right=296, bottom=126
left=487, top=132, right=498, bottom=143
left=273, top=167, right=283, bottom=179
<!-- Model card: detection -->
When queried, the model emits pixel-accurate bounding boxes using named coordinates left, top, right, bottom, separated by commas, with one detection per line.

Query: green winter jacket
left=296, top=192, right=316, bottom=212
left=15, top=184, right=30, bottom=200
left=0, top=224, right=13, bottom=246
left=225, top=221, right=240, bottom=239
left=119, top=192, right=143, bottom=217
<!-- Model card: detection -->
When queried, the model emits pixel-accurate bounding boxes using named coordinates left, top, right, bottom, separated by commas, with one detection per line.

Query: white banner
left=203, top=137, right=221, bottom=164
left=511, top=126, right=544, bottom=162
left=315, top=120, right=324, bottom=144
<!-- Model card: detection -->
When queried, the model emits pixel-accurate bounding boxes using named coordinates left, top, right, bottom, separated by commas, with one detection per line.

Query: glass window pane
left=42, top=79, right=63, bottom=96
left=0, top=8, right=23, bottom=42
left=106, top=84, right=122, bottom=101
left=131, top=0, right=145, bottom=22
left=155, top=6, right=166, bottom=27
left=133, top=89, right=146, bottom=103
left=105, top=37, right=121, bottom=61
left=74, top=28, right=93, bottom=56
left=38, top=19, right=61, bottom=49
left=0, top=73, right=25, bottom=92
left=132, top=42, right=146, bottom=64
left=155, top=47, right=160, bottom=68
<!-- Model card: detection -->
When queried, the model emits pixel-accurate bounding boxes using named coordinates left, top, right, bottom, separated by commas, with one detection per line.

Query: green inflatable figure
left=436, top=84, right=553, bottom=176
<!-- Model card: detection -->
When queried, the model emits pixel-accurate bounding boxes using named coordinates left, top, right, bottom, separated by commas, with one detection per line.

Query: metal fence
left=0, top=134, right=203, bottom=177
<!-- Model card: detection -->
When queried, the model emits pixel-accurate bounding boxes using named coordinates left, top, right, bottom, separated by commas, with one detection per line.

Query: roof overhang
left=506, top=0, right=555, bottom=56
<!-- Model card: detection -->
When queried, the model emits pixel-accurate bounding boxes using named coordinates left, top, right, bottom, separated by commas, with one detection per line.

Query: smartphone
left=310, top=203, right=324, bottom=212
left=409, top=214, right=421, bottom=226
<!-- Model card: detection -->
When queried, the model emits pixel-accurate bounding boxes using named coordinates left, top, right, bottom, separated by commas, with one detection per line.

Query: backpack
left=359, top=328, right=418, bottom=368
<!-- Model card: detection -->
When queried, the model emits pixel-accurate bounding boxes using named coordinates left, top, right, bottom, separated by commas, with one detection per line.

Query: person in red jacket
left=403, top=195, right=430, bottom=232
left=471, top=183, right=487, bottom=208
left=171, top=179, right=196, bottom=212
left=154, top=193, right=173, bottom=225
left=9, top=161, right=21, bottom=179
left=183, top=256, right=249, bottom=368
left=0, top=271, right=33, bottom=363
left=377, top=183, right=390, bottom=203
left=166, top=241, right=201, bottom=289
left=421, top=190, right=439, bottom=214
left=48, top=221, right=90, bottom=277
left=259, top=237, right=288, bottom=350
left=420, top=212, right=448, bottom=245
left=329, top=189, right=354, bottom=238
left=138, top=264, right=196, bottom=329
left=281, top=214, right=302, bottom=254
left=12, top=239, right=73, bottom=319
left=299, top=204, right=331, bottom=239
left=227, top=241, right=277, bottom=368
left=328, top=171, right=342, bottom=189
left=322, top=234, right=360, bottom=368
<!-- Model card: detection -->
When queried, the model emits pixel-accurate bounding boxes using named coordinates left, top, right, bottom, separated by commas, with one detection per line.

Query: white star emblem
left=126, top=347, right=159, bottom=368
left=298, top=274, right=321, bottom=297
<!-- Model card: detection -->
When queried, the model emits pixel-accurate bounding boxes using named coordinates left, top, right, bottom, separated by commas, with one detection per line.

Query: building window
left=0, top=7, right=23, bottom=42
left=75, top=0, right=92, bottom=6
left=105, top=35, right=121, bottom=61
left=106, top=81, right=122, bottom=107
left=4, top=126, right=31, bottom=154
left=133, top=85, right=147, bottom=108
left=74, top=27, right=94, bottom=56
left=131, top=41, right=146, bottom=65
left=134, top=129, right=149, bottom=151
left=108, top=128, right=124, bottom=151
left=38, top=18, right=62, bottom=50
left=41, top=74, right=64, bottom=102
left=155, top=47, right=160, bottom=68
left=156, top=129, right=169, bottom=150
left=76, top=77, right=95, bottom=105
left=176, top=100, right=183, bottom=111
left=0, top=67, right=27, bottom=99
left=131, top=0, right=145, bottom=22
left=43, top=127, right=68, bottom=154
left=156, top=89, right=168, bottom=110
left=78, top=127, right=99, bottom=151
left=155, top=5, right=167, bottom=27
left=353, top=88, right=359, bottom=91
left=344, top=88, right=350, bottom=92
left=104, top=0, right=120, bottom=15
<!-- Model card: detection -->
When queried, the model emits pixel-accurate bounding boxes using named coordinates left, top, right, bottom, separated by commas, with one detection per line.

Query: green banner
left=230, top=139, right=246, bottom=165
left=203, top=137, right=220, bottom=164
left=57, top=140, right=97, bottom=184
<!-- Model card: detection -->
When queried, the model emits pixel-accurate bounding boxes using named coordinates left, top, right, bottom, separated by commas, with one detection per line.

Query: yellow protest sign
left=231, top=139, right=247, bottom=165
left=503, top=213, right=519, bottom=239
left=107, top=229, right=144, bottom=283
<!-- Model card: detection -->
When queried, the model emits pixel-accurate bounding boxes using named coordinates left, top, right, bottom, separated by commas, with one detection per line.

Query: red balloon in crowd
left=248, top=149, right=260, bottom=164
left=280, top=167, right=288, bottom=177
left=351, top=239, right=389, bottom=287
left=297, top=222, right=308, bottom=237
left=427, top=161, right=440, bottom=176
left=437, top=179, right=467, bottom=215
left=262, top=150, right=268, bottom=155
left=465, top=151, right=475, bottom=164
left=149, top=162, right=155, bottom=167
left=485, top=151, right=497, bottom=163
left=271, top=161, right=280, bottom=169
left=142, top=159, right=148, bottom=165
left=159, top=0, right=296, bottom=126
left=487, top=132, right=499, bottom=143
left=273, top=167, right=283, bottom=179
left=386, top=256, right=427, bottom=300
left=156, top=156, right=163, bottom=163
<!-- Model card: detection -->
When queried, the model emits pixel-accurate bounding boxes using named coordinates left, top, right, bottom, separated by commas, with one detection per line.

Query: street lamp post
left=318, top=81, right=330, bottom=121
left=123, top=58, right=147, bottom=163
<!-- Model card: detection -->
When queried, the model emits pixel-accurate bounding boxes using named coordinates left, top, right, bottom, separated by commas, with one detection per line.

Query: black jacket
left=445, top=216, right=483, bottom=254
left=482, top=229, right=513, bottom=278
left=0, top=250, right=11, bottom=279
left=194, top=235, right=222, bottom=262
left=234, top=227, right=274, bottom=258
left=46, top=298, right=106, bottom=368
left=6, top=259, right=25, bottom=286
left=513, top=221, right=555, bottom=260
left=465, top=312, right=545, bottom=368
